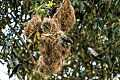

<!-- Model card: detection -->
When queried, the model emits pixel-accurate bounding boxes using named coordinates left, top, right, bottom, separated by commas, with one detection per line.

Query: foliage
left=0, top=0, right=120, bottom=80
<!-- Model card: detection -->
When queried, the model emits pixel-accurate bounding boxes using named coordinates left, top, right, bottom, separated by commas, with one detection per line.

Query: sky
left=0, top=60, right=19, bottom=80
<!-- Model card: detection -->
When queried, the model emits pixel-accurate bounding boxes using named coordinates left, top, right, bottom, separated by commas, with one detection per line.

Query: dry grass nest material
left=38, top=30, right=71, bottom=78
left=24, top=0, right=76, bottom=79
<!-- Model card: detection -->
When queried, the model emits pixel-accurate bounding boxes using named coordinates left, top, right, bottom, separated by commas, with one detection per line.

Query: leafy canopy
left=0, top=0, right=120, bottom=79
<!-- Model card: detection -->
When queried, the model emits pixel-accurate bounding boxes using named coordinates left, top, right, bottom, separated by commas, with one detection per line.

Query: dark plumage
left=9, top=64, right=22, bottom=78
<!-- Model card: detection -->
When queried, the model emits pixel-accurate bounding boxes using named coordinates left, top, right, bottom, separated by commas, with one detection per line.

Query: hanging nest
left=24, top=0, right=76, bottom=79
left=24, top=15, right=42, bottom=37
left=24, top=16, right=71, bottom=78
left=37, top=29, right=71, bottom=78
left=41, top=18, right=61, bottom=34
left=53, top=0, right=76, bottom=33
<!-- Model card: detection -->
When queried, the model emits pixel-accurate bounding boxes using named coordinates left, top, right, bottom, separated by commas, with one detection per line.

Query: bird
left=9, top=64, right=22, bottom=79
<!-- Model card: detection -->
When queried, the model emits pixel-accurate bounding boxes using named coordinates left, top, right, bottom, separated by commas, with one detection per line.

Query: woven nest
left=53, top=0, right=76, bottom=33
left=24, top=0, right=76, bottom=79
left=24, top=15, right=71, bottom=78
left=24, top=15, right=42, bottom=37
left=37, top=30, right=71, bottom=78
left=41, top=18, right=61, bottom=33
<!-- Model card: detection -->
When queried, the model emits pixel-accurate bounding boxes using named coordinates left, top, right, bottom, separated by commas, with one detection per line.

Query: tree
left=0, top=0, right=120, bottom=80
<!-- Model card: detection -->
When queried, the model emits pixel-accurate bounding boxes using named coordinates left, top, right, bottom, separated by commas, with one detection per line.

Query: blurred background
left=0, top=0, right=120, bottom=80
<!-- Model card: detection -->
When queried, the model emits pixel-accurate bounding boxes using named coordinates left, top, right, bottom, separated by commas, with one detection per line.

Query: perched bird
left=49, top=4, right=62, bottom=17
left=88, top=47, right=98, bottom=56
left=24, top=0, right=76, bottom=79
left=9, top=64, right=22, bottom=79
left=88, top=47, right=106, bottom=63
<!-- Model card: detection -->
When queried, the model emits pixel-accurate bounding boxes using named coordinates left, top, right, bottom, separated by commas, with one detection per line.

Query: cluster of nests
left=24, top=0, right=76, bottom=79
